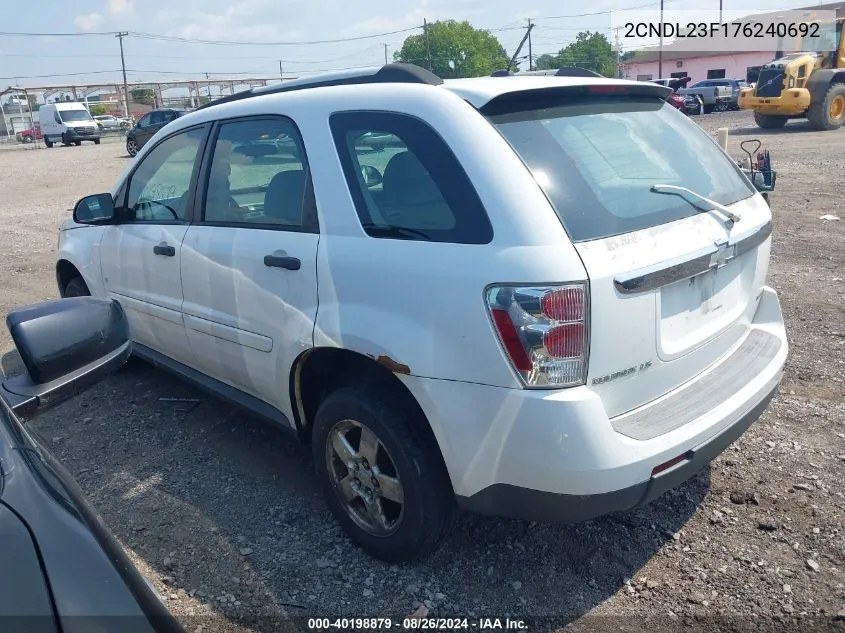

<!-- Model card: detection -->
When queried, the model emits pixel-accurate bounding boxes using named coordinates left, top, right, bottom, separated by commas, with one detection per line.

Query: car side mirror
left=73, top=193, right=116, bottom=224
left=1, top=298, right=131, bottom=418
left=361, top=165, right=383, bottom=188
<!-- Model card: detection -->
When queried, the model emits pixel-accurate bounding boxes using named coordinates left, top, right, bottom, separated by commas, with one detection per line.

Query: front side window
left=488, top=96, right=756, bottom=242
left=137, top=113, right=153, bottom=127
left=124, top=126, right=205, bottom=223
left=330, top=111, right=493, bottom=244
left=202, top=117, right=317, bottom=230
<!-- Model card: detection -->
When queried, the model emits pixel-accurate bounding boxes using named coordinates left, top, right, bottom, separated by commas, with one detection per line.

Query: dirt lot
left=0, top=112, right=843, bottom=632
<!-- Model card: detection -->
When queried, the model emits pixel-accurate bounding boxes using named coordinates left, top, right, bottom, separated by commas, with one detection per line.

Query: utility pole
left=720, top=0, right=723, bottom=24
left=205, top=72, right=211, bottom=101
left=507, top=21, right=535, bottom=72
left=614, top=27, right=623, bottom=78
left=527, top=19, right=534, bottom=70
left=658, top=0, right=664, bottom=79
left=279, top=60, right=283, bottom=81
left=115, top=31, right=130, bottom=118
left=423, top=19, right=433, bottom=71
left=384, top=43, right=389, bottom=65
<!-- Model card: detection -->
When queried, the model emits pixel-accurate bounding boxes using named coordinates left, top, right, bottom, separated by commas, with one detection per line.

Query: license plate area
left=657, top=258, right=749, bottom=359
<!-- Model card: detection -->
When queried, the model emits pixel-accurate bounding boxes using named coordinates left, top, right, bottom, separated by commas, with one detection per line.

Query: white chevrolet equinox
left=56, top=64, right=788, bottom=562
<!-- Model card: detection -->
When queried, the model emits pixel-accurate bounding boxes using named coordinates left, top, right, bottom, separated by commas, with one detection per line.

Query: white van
left=39, top=102, right=100, bottom=147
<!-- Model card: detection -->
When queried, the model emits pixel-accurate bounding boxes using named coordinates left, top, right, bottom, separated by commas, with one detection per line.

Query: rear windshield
left=60, top=109, right=94, bottom=122
left=488, top=97, right=755, bottom=242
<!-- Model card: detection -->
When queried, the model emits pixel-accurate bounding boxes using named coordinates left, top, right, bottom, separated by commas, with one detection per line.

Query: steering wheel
left=144, top=199, right=179, bottom=219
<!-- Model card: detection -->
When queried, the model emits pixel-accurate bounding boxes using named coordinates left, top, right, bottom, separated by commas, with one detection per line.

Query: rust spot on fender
left=375, top=355, right=411, bottom=375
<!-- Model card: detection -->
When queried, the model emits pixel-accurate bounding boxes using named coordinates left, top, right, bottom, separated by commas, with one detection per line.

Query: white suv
left=56, top=64, right=788, bottom=562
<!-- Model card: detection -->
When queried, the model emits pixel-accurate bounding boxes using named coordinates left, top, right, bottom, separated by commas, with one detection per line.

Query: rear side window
left=488, top=97, right=756, bottom=242
left=330, top=112, right=493, bottom=244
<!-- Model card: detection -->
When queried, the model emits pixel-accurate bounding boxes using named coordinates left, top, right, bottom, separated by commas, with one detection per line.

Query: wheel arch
left=291, top=346, right=442, bottom=451
left=56, top=259, right=85, bottom=296
left=806, top=69, right=845, bottom=102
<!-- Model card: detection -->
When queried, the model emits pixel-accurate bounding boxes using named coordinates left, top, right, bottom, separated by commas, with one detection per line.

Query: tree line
left=393, top=20, right=618, bottom=79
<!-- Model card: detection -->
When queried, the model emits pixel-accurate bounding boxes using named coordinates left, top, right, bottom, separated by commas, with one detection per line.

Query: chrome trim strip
left=613, top=221, right=772, bottom=295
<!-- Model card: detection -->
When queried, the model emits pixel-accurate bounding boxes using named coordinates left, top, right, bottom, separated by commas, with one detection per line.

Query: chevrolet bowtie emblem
left=709, top=239, right=736, bottom=269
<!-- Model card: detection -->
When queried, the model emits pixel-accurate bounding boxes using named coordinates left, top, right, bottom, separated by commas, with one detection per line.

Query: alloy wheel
left=325, top=419, right=404, bottom=537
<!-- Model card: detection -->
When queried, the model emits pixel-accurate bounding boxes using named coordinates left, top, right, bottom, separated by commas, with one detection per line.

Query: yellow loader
left=739, top=17, right=845, bottom=130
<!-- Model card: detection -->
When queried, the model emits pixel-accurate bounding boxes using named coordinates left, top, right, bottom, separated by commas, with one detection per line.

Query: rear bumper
left=458, top=376, right=779, bottom=523
left=401, top=286, right=787, bottom=523
left=739, top=90, right=811, bottom=115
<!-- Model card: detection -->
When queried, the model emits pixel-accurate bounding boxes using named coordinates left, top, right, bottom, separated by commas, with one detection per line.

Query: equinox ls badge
left=592, top=361, right=652, bottom=386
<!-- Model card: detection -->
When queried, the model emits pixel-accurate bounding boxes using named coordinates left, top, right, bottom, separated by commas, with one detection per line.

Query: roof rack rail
left=196, top=63, right=443, bottom=111
left=491, top=67, right=604, bottom=79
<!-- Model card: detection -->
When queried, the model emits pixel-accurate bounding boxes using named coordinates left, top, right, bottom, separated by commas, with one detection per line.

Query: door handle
left=264, top=252, right=301, bottom=270
left=153, top=243, right=176, bottom=257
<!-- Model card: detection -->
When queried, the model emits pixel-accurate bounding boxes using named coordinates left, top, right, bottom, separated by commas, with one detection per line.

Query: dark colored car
left=659, top=77, right=703, bottom=115
left=125, top=109, right=190, bottom=157
left=0, top=297, right=184, bottom=633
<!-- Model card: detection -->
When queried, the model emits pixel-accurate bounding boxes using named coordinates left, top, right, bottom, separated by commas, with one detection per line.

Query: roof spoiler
left=480, top=82, right=673, bottom=116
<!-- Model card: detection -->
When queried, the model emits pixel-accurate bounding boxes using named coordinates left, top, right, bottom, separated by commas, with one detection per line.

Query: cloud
left=75, top=12, right=104, bottom=31
left=155, top=0, right=305, bottom=42
left=106, top=0, right=134, bottom=15
left=75, top=0, right=133, bottom=31
left=346, top=0, right=484, bottom=36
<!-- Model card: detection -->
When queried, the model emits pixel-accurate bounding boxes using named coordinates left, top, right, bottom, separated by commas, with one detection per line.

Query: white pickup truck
left=676, top=79, right=735, bottom=113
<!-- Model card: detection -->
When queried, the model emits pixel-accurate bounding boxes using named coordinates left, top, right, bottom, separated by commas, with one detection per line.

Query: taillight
left=485, top=283, right=589, bottom=388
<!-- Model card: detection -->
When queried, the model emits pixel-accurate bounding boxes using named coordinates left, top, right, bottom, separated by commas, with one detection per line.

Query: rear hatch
left=486, top=88, right=771, bottom=418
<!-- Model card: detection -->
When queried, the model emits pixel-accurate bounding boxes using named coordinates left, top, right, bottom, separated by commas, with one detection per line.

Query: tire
left=74, top=140, right=82, bottom=146
left=22, top=135, right=33, bottom=143
left=312, top=385, right=454, bottom=562
left=44, top=137, right=53, bottom=148
left=703, top=103, right=714, bottom=114
left=754, top=112, right=789, bottom=129
left=806, top=83, right=845, bottom=131
left=126, top=137, right=139, bottom=157
left=94, top=138, right=101, bottom=145
left=63, top=277, right=90, bottom=298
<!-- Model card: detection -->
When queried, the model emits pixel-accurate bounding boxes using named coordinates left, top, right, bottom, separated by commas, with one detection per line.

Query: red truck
left=15, top=125, right=43, bottom=143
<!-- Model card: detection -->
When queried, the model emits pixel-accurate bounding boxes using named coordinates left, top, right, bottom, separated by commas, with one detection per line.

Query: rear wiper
left=361, top=224, right=433, bottom=241
left=650, top=184, right=742, bottom=226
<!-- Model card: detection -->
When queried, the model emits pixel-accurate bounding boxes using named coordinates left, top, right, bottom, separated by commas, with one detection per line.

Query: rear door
left=489, top=93, right=770, bottom=418
left=180, top=115, right=319, bottom=417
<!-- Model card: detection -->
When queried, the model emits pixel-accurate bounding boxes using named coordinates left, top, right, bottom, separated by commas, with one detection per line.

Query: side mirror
left=73, top=193, right=116, bottom=224
left=361, top=165, right=383, bottom=188
left=1, top=298, right=131, bottom=418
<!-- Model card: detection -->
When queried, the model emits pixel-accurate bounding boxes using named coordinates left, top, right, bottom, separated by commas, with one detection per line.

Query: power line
left=0, top=46, right=383, bottom=63
left=126, top=27, right=421, bottom=46
left=537, top=0, right=673, bottom=20
left=0, top=70, right=121, bottom=80
left=0, top=30, right=118, bottom=36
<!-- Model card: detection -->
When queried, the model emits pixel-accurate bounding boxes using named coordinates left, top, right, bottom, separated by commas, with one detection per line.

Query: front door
left=100, top=124, right=209, bottom=365
left=181, top=116, right=319, bottom=419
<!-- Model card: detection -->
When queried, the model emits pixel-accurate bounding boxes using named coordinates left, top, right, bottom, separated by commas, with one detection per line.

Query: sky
left=0, top=0, right=824, bottom=90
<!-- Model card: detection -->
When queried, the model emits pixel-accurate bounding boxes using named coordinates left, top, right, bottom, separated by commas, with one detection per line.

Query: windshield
left=60, top=109, right=94, bottom=122
left=487, top=97, right=755, bottom=242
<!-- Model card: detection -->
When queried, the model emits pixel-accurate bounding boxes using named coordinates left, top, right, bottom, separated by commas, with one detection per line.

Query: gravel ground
left=0, top=110, right=843, bottom=632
